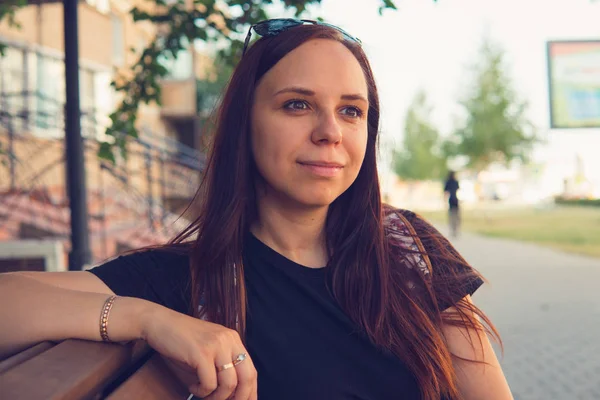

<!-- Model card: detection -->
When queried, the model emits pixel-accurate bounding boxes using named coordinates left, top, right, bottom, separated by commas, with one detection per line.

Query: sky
left=302, top=0, right=600, bottom=194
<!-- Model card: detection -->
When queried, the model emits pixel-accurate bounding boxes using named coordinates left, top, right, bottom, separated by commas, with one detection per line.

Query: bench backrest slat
left=0, top=339, right=150, bottom=400
left=0, top=341, right=56, bottom=374
left=107, top=353, right=189, bottom=400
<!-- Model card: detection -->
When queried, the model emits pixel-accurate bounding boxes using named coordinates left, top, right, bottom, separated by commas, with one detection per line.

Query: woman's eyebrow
left=274, top=86, right=368, bottom=103
left=341, top=94, right=368, bottom=103
left=274, top=86, right=315, bottom=97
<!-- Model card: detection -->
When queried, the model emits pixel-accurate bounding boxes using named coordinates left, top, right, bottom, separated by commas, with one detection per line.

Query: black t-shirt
left=89, top=211, right=482, bottom=400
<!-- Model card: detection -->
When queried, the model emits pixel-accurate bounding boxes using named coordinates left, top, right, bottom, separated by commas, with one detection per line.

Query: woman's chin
left=259, top=183, right=345, bottom=210
left=292, top=192, right=341, bottom=209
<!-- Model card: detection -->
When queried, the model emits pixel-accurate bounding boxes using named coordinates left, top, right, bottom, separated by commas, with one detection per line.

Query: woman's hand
left=140, top=305, right=257, bottom=400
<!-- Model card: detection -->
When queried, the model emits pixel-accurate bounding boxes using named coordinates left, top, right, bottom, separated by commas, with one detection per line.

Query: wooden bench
left=0, top=339, right=191, bottom=399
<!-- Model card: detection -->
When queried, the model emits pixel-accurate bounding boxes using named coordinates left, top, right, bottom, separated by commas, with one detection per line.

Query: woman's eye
left=284, top=100, right=309, bottom=111
left=341, top=106, right=363, bottom=118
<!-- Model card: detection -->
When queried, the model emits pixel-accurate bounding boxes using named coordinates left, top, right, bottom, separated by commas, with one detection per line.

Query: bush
left=554, top=197, right=600, bottom=207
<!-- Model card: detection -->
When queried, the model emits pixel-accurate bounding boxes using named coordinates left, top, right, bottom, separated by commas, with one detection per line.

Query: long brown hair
left=170, top=24, right=499, bottom=400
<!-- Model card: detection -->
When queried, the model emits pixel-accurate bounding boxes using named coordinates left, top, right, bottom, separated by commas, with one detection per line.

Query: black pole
left=22, top=48, right=29, bottom=132
left=159, top=151, right=167, bottom=225
left=63, top=0, right=91, bottom=270
left=145, top=146, right=155, bottom=231
left=99, top=163, right=108, bottom=260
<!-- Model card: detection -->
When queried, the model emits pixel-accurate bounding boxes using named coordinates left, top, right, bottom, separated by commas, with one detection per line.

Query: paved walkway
left=438, top=227, right=600, bottom=400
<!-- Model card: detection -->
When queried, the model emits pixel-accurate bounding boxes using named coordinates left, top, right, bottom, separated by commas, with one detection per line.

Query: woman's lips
left=298, top=161, right=344, bottom=177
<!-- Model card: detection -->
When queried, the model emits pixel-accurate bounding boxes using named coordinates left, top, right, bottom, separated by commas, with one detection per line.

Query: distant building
left=0, top=0, right=211, bottom=270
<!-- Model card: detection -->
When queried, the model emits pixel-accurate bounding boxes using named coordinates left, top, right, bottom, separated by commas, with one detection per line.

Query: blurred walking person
left=444, top=171, right=460, bottom=238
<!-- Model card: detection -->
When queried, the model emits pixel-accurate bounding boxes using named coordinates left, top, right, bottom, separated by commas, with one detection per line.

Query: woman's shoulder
left=382, top=204, right=484, bottom=310
left=94, top=245, right=191, bottom=271
left=382, top=204, right=457, bottom=263
left=88, top=245, right=192, bottom=292
left=88, top=244, right=193, bottom=315
left=382, top=205, right=423, bottom=238
left=381, top=204, right=466, bottom=274
left=127, top=245, right=191, bottom=264
left=382, top=205, right=432, bottom=275
left=382, top=205, right=437, bottom=236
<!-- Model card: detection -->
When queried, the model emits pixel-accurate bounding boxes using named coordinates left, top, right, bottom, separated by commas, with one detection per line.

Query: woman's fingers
left=231, top=353, right=257, bottom=400
left=248, top=380, right=258, bottom=400
left=190, top=359, right=219, bottom=399
left=201, top=350, right=257, bottom=400
left=163, top=357, right=198, bottom=388
left=203, top=353, right=240, bottom=400
left=145, top=313, right=257, bottom=399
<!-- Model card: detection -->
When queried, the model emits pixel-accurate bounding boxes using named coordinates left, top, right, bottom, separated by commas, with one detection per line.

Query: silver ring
left=233, top=353, right=247, bottom=366
left=216, top=353, right=247, bottom=372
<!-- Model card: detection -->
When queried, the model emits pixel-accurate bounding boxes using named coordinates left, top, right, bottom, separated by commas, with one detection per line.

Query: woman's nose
left=311, top=111, right=342, bottom=145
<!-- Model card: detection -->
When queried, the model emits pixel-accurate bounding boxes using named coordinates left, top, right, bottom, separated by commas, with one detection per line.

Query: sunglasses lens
left=243, top=19, right=361, bottom=57
left=254, top=19, right=302, bottom=37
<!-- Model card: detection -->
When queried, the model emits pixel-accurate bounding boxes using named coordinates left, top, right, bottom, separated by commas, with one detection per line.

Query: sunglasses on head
left=242, top=18, right=362, bottom=56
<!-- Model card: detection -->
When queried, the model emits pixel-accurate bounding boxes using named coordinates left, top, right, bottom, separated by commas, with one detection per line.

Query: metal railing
left=0, top=90, right=205, bottom=262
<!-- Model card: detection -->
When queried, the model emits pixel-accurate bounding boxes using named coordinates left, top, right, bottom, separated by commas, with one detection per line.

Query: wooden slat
left=107, top=353, right=189, bottom=400
left=0, top=341, right=55, bottom=374
left=0, top=339, right=150, bottom=400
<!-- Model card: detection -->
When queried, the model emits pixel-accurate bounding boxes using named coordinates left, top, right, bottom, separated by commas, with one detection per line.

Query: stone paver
left=437, top=227, right=600, bottom=400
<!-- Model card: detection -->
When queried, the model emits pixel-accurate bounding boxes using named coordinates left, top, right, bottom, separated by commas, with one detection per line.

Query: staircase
left=0, top=90, right=205, bottom=264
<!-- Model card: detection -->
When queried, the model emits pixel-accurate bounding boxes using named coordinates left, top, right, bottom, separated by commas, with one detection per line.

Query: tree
left=393, top=89, right=446, bottom=181
left=445, top=36, right=537, bottom=173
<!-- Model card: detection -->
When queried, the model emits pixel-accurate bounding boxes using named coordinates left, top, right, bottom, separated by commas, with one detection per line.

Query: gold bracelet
left=100, top=295, right=118, bottom=342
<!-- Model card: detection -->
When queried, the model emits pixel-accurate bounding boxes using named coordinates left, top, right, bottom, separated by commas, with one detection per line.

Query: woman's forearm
left=0, top=273, right=154, bottom=359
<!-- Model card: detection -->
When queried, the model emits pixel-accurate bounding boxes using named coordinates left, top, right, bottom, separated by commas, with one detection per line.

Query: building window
left=0, top=43, right=116, bottom=140
left=80, top=68, right=97, bottom=139
left=0, top=46, right=26, bottom=131
left=35, top=54, right=65, bottom=137
left=93, top=71, right=114, bottom=141
left=80, top=69, right=95, bottom=113
left=111, top=14, right=124, bottom=67
left=0, top=47, right=25, bottom=93
left=26, top=50, right=37, bottom=95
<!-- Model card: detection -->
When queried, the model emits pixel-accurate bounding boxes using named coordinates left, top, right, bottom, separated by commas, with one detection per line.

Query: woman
left=0, top=19, right=513, bottom=400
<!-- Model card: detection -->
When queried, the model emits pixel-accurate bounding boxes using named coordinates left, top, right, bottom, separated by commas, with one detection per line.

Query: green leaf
left=382, top=0, right=398, bottom=10
left=379, top=0, right=398, bottom=15
left=98, top=142, right=116, bottom=164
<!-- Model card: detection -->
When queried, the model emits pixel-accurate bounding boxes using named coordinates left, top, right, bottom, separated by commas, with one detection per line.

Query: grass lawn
left=416, top=205, right=600, bottom=258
